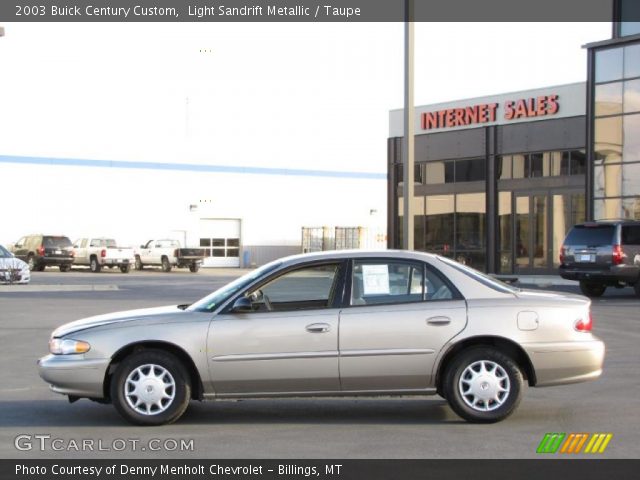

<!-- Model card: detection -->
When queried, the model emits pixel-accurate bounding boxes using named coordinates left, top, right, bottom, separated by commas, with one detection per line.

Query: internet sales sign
left=421, top=94, right=559, bottom=130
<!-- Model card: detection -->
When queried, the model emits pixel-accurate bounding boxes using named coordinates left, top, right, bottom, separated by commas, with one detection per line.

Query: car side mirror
left=230, top=296, right=253, bottom=313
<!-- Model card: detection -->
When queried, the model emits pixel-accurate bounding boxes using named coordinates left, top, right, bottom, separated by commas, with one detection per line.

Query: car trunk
left=562, top=225, right=617, bottom=269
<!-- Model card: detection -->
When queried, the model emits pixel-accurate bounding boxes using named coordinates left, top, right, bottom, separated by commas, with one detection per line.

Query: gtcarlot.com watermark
left=15, top=434, right=194, bottom=452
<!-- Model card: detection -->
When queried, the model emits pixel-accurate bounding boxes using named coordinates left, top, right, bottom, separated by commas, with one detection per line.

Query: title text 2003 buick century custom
left=38, top=250, right=605, bottom=425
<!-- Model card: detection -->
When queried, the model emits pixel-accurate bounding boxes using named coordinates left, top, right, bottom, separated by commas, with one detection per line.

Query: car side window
left=350, top=260, right=454, bottom=306
left=245, top=263, right=340, bottom=313
left=90, top=239, right=102, bottom=247
left=622, top=225, right=640, bottom=245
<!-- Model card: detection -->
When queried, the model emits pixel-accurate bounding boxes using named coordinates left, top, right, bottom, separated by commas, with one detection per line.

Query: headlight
left=49, top=338, right=91, bottom=355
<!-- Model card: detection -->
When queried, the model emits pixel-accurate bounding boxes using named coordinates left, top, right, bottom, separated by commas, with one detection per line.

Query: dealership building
left=388, top=6, right=640, bottom=275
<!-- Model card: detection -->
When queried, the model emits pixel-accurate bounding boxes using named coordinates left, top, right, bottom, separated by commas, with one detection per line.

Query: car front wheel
left=110, top=350, right=191, bottom=426
left=443, top=347, right=523, bottom=423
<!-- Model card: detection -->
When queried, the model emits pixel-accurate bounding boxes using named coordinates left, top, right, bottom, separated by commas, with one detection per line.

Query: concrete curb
left=0, top=284, right=119, bottom=293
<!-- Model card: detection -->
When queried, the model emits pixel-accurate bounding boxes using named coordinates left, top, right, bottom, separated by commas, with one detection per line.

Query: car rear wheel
left=120, top=264, right=132, bottom=273
left=134, top=256, right=143, bottom=271
left=59, top=264, right=71, bottom=272
left=161, top=257, right=172, bottom=273
left=579, top=281, right=606, bottom=298
left=189, top=263, right=200, bottom=273
left=443, top=347, right=523, bottom=423
left=110, top=350, right=191, bottom=426
left=634, top=281, right=640, bottom=298
left=89, top=257, right=102, bottom=273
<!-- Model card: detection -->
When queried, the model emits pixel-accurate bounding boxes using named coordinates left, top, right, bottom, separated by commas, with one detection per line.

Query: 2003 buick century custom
left=38, top=250, right=604, bottom=425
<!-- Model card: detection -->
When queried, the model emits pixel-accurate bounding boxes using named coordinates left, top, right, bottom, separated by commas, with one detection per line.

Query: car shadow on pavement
left=0, top=398, right=461, bottom=427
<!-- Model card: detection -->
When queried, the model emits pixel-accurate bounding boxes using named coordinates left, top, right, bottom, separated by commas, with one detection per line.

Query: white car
left=0, top=244, right=30, bottom=284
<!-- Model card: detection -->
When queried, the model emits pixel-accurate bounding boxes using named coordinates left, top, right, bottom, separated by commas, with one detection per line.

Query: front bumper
left=522, top=339, right=605, bottom=387
left=38, top=354, right=110, bottom=399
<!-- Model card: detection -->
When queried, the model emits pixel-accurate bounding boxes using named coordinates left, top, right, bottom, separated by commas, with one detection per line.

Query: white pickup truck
left=72, top=238, right=135, bottom=273
left=134, top=239, right=206, bottom=273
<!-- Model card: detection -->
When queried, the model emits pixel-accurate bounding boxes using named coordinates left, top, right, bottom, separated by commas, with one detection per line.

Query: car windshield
left=564, top=225, right=615, bottom=246
left=188, top=261, right=283, bottom=312
left=0, top=245, right=11, bottom=258
left=437, top=256, right=519, bottom=294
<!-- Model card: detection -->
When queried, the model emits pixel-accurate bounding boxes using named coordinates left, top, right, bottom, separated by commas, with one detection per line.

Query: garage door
left=199, top=219, right=241, bottom=267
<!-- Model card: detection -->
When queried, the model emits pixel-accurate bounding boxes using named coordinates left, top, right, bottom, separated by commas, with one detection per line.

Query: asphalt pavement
left=0, top=268, right=638, bottom=459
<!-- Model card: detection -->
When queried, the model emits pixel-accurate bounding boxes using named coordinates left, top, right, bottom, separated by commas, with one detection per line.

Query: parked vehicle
left=134, top=239, right=205, bottom=273
left=38, top=250, right=604, bottom=425
left=0, top=244, right=30, bottom=284
left=72, top=238, right=135, bottom=273
left=559, top=220, right=640, bottom=297
left=11, top=234, right=74, bottom=272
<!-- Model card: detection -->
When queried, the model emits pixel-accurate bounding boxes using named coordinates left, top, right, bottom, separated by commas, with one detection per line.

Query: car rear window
left=564, top=225, right=616, bottom=246
left=43, top=236, right=72, bottom=247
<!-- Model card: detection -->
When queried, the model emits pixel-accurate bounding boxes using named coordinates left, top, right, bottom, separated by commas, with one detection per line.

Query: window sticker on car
left=362, top=264, right=390, bottom=295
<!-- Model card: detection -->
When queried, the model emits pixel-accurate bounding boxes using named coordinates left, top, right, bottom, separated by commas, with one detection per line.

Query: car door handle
left=426, top=316, right=451, bottom=326
left=306, top=323, right=330, bottom=333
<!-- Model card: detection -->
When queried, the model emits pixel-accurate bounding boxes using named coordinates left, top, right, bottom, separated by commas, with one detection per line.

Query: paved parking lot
left=0, top=269, right=638, bottom=458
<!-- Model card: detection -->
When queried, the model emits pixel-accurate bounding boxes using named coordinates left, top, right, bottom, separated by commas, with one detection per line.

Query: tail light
left=559, top=245, right=566, bottom=264
left=100, top=249, right=107, bottom=258
left=70, top=250, right=74, bottom=258
left=612, top=244, right=624, bottom=265
left=575, top=312, right=593, bottom=332
left=37, top=245, right=45, bottom=256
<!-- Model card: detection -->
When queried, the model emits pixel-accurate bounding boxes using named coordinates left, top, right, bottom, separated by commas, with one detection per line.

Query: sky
left=0, top=22, right=611, bottom=176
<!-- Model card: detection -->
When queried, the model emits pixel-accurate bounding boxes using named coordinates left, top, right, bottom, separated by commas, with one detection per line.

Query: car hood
left=52, top=305, right=183, bottom=338
left=0, top=257, right=28, bottom=269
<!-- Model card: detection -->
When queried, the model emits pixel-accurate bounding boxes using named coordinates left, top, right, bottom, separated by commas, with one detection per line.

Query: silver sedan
left=38, top=250, right=605, bottom=425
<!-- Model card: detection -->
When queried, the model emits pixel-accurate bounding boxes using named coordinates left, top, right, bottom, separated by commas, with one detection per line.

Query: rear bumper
left=100, top=258, right=131, bottom=266
left=38, top=354, right=109, bottom=399
left=522, top=339, right=605, bottom=387
left=40, top=257, right=74, bottom=266
left=559, top=264, right=639, bottom=284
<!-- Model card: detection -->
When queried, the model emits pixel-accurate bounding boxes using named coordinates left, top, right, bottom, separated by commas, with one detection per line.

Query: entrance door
left=199, top=219, right=241, bottom=267
left=514, top=193, right=549, bottom=273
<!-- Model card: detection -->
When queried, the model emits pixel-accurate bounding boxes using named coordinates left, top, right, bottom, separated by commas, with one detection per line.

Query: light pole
left=402, top=1, right=415, bottom=250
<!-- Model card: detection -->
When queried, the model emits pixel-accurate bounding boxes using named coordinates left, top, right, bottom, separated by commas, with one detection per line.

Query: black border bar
left=3, top=459, right=639, bottom=480
left=0, top=0, right=625, bottom=22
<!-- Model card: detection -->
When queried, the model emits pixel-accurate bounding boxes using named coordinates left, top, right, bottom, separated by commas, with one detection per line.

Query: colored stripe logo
left=537, top=433, right=613, bottom=454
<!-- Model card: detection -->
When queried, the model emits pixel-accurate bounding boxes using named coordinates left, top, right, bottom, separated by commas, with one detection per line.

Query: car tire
left=161, top=257, right=172, bottom=273
left=634, top=281, right=640, bottom=298
left=110, top=350, right=191, bottom=426
left=189, top=263, right=200, bottom=273
left=36, top=263, right=45, bottom=272
left=120, top=264, right=132, bottom=274
left=59, top=264, right=71, bottom=272
left=134, top=256, right=143, bottom=271
left=90, top=257, right=102, bottom=273
left=443, top=347, right=523, bottom=423
left=579, top=281, right=606, bottom=298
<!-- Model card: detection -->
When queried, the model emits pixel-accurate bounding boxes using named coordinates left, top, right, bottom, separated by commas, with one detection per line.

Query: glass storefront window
left=594, top=163, right=622, bottom=197
left=595, top=82, right=623, bottom=117
left=529, top=153, right=549, bottom=177
left=621, top=23, right=640, bottom=39
left=455, top=193, right=486, bottom=270
left=623, top=79, right=640, bottom=113
left=594, top=116, right=623, bottom=164
left=571, top=150, right=587, bottom=175
left=455, top=158, right=485, bottom=182
left=424, top=195, right=454, bottom=254
left=497, top=155, right=512, bottom=179
left=550, top=151, right=563, bottom=176
left=512, top=154, right=527, bottom=178
left=498, top=191, right=512, bottom=274
left=595, top=47, right=624, bottom=83
left=623, top=114, right=640, bottom=161
left=594, top=198, right=622, bottom=220
left=622, top=197, right=640, bottom=220
left=622, top=162, right=640, bottom=196
left=624, top=43, right=640, bottom=78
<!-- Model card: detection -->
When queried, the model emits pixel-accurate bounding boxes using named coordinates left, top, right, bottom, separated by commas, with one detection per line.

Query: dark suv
left=12, top=235, right=74, bottom=272
left=559, top=220, right=640, bottom=297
